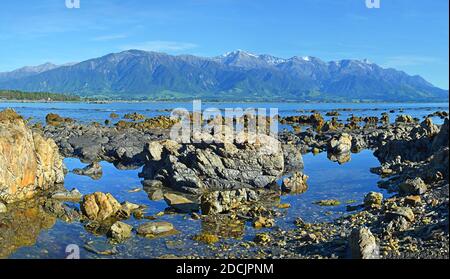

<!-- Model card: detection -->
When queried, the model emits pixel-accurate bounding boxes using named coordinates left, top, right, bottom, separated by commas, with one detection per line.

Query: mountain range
left=0, top=50, right=447, bottom=102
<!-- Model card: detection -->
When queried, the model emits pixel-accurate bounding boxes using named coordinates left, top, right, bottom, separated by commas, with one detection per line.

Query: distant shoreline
left=1, top=99, right=449, bottom=105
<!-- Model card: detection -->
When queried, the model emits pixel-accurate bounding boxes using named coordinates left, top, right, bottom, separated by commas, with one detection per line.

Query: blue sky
left=0, top=0, right=448, bottom=89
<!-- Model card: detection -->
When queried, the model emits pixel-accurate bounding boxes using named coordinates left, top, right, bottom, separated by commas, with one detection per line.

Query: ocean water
left=1, top=102, right=448, bottom=259
left=8, top=151, right=382, bottom=259
left=1, top=101, right=448, bottom=125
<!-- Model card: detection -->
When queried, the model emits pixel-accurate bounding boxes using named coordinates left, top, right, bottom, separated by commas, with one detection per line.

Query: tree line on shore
left=0, top=90, right=81, bottom=101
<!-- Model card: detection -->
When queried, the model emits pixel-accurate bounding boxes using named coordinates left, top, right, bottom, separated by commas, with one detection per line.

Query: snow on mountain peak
left=301, top=56, right=311, bottom=61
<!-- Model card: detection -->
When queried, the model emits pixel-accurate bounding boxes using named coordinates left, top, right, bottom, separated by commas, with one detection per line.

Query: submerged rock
left=253, top=216, right=275, bottom=229
left=43, top=199, right=81, bottom=223
left=200, top=188, right=259, bottom=215
left=201, top=215, right=245, bottom=239
left=0, top=109, right=65, bottom=203
left=108, top=221, right=133, bottom=242
left=193, top=233, right=219, bottom=245
left=137, top=221, right=177, bottom=238
left=254, top=233, right=271, bottom=245
left=314, top=199, right=341, bottom=206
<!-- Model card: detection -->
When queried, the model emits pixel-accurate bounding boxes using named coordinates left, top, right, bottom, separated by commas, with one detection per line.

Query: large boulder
left=80, top=192, right=122, bottom=221
left=140, top=129, right=284, bottom=194
left=327, top=133, right=352, bottom=164
left=0, top=109, right=65, bottom=203
left=328, top=133, right=352, bottom=154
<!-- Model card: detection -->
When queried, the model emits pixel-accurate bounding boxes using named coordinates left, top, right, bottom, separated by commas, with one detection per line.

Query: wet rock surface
left=108, top=221, right=133, bottom=242
left=137, top=221, right=177, bottom=238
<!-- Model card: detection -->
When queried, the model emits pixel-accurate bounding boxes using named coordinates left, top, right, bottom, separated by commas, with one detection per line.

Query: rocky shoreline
left=0, top=108, right=448, bottom=259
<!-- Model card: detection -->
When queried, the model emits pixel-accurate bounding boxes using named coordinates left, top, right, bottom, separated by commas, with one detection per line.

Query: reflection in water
left=327, top=151, right=351, bottom=164
left=201, top=216, right=245, bottom=239
left=0, top=199, right=56, bottom=258
left=5, top=150, right=385, bottom=258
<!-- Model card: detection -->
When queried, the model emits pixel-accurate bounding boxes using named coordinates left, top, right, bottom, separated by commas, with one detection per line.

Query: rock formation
left=327, top=133, right=352, bottom=164
left=140, top=129, right=284, bottom=194
left=0, top=109, right=65, bottom=203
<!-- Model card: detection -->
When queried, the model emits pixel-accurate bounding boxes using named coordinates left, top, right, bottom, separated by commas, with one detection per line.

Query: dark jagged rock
left=44, top=122, right=167, bottom=167
left=140, top=130, right=284, bottom=194
left=374, top=117, right=444, bottom=164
